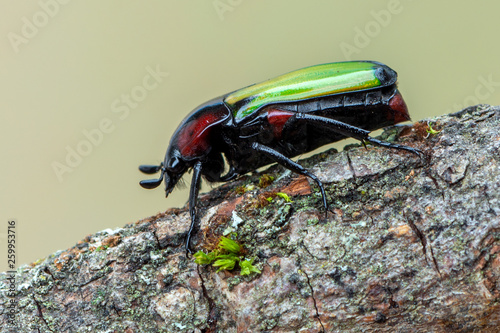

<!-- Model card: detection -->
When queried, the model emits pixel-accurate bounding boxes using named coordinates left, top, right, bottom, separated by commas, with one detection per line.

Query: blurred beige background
left=1, top=1, right=499, bottom=271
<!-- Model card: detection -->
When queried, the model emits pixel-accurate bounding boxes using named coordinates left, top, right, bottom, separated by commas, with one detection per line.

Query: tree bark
left=1, top=105, right=499, bottom=333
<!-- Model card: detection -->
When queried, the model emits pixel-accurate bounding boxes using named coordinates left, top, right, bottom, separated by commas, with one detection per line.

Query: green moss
left=258, top=174, right=275, bottom=188
left=426, top=122, right=441, bottom=136
left=276, top=192, right=292, bottom=202
left=95, top=245, right=109, bottom=252
left=193, top=235, right=261, bottom=276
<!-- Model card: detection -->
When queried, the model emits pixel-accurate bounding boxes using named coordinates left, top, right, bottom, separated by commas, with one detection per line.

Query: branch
left=1, top=105, right=499, bottom=332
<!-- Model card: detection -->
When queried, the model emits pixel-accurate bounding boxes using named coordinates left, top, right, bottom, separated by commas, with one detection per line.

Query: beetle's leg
left=218, top=133, right=239, bottom=182
left=251, top=142, right=328, bottom=212
left=293, top=113, right=423, bottom=157
left=218, top=165, right=238, bottom=182
left=361, top=136, right=423, bottom=157
left=185, top=160, right=203, bottom=255
left=203, top=151, right=238, bottom=183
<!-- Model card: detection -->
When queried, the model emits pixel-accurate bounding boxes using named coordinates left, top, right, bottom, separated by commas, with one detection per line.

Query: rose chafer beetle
left=139, top=61, right=422, bottom=253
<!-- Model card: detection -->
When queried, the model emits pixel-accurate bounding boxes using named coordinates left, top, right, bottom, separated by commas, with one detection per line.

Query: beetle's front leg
left=251, top=142, right=328, bottom=213
left=292, top=113, right=423, bottom=157
left=185, top=160, right=203, bottom=254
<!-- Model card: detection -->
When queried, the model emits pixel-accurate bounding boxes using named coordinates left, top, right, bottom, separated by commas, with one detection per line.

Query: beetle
left=139, top=61, right=422, bottom=253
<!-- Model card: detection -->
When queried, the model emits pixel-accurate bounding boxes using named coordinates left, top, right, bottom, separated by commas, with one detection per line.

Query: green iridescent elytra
left=224, top=61, right=397, bottom=121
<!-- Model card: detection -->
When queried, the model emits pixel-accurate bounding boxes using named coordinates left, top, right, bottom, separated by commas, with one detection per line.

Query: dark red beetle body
left=139, top=61, right=421, bottom=253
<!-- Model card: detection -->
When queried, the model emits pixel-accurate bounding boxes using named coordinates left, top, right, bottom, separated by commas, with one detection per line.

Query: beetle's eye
left=167, top=157, right=183, bottom=173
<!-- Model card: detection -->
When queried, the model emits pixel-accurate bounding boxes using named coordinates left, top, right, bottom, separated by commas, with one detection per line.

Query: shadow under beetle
left=139, top=61, right=422, bottom=253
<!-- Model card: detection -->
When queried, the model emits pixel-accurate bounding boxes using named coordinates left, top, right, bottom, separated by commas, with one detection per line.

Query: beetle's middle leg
left=251, top=142, right=328, bottom=212
left=292, top=113, right=423, bottom=157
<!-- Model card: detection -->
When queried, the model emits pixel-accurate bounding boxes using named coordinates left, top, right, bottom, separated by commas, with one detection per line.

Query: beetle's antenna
left=139, top=164, right=165, bottom=189
left=139, top=174, right=164, bottom=189
left=139, top=163, right=163, bottom=174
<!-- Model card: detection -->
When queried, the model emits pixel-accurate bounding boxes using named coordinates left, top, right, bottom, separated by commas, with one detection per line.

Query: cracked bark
left=1, top=105, right=500, bottom=332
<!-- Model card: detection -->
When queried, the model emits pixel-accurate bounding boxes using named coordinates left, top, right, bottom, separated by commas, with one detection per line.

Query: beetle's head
left=139, top=96, right=231, bottom=197
left=139, top=150, right=188, bottom=198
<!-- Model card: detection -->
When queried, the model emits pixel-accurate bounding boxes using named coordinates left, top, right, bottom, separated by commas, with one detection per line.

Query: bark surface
left=1, top=105, right=499, bottom=332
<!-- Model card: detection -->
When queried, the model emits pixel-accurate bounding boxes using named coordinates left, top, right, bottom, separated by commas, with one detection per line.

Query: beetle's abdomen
left=295, top=85, right=409, bottom=128
left=234, top=85, right=409, bottom=169
left=276, top=86, right=408, bottom=155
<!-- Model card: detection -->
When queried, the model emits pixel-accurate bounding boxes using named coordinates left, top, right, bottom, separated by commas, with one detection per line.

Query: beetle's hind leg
left=294, top=113, right=423, bottom=157
left=362, top=136, right=423, bottom=157
left=251, top=142, right=328, bottom=213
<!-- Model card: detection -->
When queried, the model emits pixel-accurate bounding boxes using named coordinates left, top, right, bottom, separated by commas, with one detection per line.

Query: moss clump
left=193, top=235, right=261, bottom=276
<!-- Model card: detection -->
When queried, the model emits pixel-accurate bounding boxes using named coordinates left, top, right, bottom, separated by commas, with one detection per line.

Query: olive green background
left=1, top=1, right=499, bottom=271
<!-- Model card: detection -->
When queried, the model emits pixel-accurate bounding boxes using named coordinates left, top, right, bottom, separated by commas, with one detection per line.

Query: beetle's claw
left=403, top=146, right=425, bottom=160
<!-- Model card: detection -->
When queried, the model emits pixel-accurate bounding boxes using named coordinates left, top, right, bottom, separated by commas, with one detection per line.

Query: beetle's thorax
left=169, top=97, right=231, bottom=161
left=160, top=97, right=232, bottom=194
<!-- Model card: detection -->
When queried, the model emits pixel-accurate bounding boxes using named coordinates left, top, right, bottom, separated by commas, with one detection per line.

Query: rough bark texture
left=1, top=105, right=499, bottom=333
